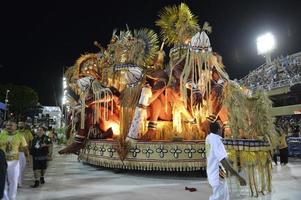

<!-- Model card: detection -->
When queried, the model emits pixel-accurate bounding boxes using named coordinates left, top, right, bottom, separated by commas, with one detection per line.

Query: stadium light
left=4, top=89, right=10, bottom=120
left=256, top=33, right=276, bottom=64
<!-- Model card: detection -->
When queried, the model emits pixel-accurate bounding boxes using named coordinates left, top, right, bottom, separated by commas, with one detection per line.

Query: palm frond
left=202, top=21, right=212, bottom=33
left=156, top=3, right=200, bottom=46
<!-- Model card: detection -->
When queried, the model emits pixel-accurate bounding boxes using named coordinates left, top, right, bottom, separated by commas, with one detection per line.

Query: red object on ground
left=185, top=187, right=197, bottom=192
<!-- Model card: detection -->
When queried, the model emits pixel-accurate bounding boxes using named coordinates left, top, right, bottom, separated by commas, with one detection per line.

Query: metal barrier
left=287, top=137, right=301, bottom=157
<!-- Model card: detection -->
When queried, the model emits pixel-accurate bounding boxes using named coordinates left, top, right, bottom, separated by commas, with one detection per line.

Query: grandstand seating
left=239, top=52, right=301, bottom=91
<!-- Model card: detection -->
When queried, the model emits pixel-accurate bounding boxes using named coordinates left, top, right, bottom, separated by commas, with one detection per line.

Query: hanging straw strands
left=92, top=80, right=114, bottom=124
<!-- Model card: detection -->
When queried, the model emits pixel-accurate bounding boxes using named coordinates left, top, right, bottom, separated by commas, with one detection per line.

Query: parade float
left=59, top=3, right=275, bottom=196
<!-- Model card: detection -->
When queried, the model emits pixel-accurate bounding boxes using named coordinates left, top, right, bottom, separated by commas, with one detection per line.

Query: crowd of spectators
left=240, top=53, right=301, bottom=91
left=275, top=115, right=301, bottom=137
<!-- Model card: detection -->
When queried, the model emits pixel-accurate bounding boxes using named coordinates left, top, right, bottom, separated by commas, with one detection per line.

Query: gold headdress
left=75, top=53, right=104, bottom=81
left=114, top=28, right=159, bottom=68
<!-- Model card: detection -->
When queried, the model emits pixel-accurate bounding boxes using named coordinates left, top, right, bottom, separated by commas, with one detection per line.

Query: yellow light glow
left=172, top=108, right=182, bottom=133
left=108, top=122, right=120, bottom=136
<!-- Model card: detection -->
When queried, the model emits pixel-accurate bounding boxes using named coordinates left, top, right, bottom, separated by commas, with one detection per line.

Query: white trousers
left=128, top=107, right=147, bottom=139
left=18, top=152, right=26, bottom=186
left=3, top=160, right=20, bottom=200
left=209, top=181, right=229, bottom=200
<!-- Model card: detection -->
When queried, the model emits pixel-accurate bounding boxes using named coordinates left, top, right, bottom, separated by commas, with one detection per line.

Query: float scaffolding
left=60, top=3, right=275, bottom=196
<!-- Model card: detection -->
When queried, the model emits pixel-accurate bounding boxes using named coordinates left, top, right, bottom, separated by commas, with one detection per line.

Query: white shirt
left=205, top=133, right=227, bottom=186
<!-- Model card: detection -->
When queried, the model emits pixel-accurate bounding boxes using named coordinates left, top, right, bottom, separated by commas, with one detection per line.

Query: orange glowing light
left=108, top=122, right=120, bottom=136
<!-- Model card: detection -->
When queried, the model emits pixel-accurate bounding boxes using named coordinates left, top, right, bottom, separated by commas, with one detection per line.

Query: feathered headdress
left=133, top=28, right=159, bottom=66
left=114, top=28, right=159, bottom=67
left=156, top=3, right=200, bottom=46
left=75, top=53, right=103, bottom=80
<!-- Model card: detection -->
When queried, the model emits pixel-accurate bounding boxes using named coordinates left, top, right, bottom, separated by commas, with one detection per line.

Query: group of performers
left=0, top=120, right=52, bottom=200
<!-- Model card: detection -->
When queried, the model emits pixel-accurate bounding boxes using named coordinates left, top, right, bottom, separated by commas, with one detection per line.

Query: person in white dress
left=205, top=121, right=246, bottom=200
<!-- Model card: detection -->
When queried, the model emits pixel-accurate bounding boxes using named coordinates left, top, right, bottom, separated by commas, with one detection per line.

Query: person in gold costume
left=0, top=120, right=27, bottom=200
left=17, top=121, right=33, bottom=187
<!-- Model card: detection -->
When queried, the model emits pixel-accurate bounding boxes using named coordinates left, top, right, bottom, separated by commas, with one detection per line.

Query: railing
left=287, top=137, right=301, bottom=157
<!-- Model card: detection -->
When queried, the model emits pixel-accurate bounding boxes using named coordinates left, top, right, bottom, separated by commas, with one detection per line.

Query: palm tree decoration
left=156, top=3, right=200, bottom=46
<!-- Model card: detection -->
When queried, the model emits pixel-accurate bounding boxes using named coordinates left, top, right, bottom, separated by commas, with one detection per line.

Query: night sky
left=0, top=0, right=300, bottom=106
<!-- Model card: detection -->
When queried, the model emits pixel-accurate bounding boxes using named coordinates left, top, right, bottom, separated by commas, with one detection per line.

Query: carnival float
left=59, top=3, right=275, bottom=196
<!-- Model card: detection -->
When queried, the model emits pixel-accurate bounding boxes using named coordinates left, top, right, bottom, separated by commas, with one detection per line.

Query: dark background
left=0, top=0, right=300, bottom=105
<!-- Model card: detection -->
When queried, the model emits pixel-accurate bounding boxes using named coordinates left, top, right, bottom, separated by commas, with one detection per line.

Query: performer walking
left=0, top=120, right=27, bottom=200
left=279, top=131, right=288, bottom=165
left=30, top=126, right=52, bottom=188
left=205, top=121, right=246, bottom=200
left=17, top=121, right=33, bottom=187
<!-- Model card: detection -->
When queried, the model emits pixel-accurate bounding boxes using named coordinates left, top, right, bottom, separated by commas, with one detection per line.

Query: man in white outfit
left=205, top=121, right=246, bottom=200
left=0, top=121, right=27, bottom=200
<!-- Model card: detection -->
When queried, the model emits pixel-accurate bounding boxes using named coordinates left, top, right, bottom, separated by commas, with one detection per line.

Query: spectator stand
left=239, top=52, right=301, bottom=91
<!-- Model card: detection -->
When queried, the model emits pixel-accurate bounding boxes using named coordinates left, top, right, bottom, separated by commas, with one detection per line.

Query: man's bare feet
left=140, top=129, right=157, bottom=141
left=58, top=142, right=84, bottom=154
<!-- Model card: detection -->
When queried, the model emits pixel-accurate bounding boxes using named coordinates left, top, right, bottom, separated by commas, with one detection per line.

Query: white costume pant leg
left=127, top=86, right=151, bottom=141
left=209, top=181, right=229, bottom=200
left=18, top=152, right=26, bottom=186
left=127, top=108, right=146, bottom=140
left=3, top=160, right=20, bottom=200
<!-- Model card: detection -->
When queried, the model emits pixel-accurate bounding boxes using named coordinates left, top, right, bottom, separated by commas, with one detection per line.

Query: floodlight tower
left=62, top=77, right=67, bottom=106
left=256, top=33, right=276, bottom=65
left=4, top=89, right=10, bottom=120
left=61, top=76, right=67, bottom=128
